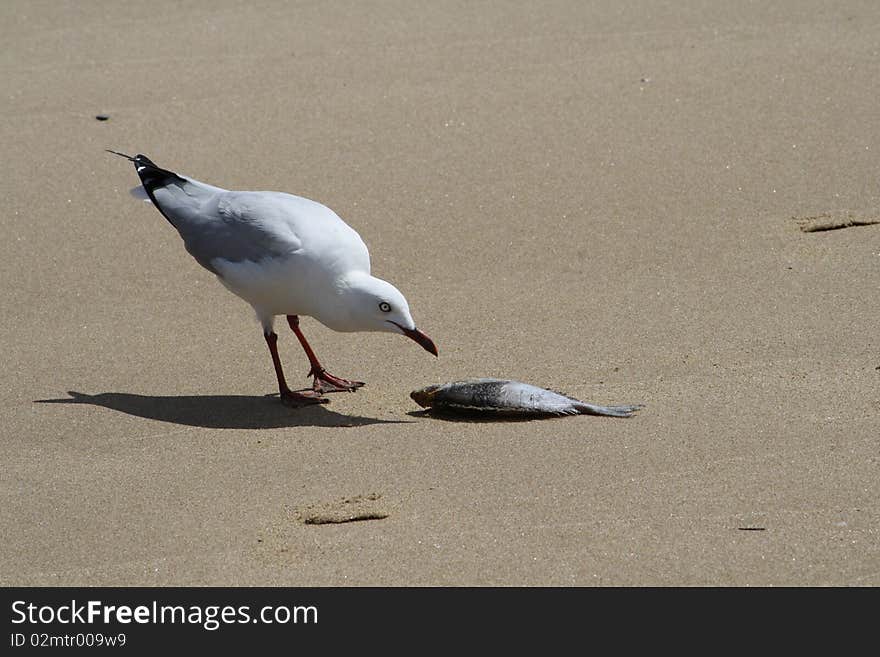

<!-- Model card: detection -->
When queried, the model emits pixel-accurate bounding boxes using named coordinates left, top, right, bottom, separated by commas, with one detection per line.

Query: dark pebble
left=95, top=114, right=110, bottom=121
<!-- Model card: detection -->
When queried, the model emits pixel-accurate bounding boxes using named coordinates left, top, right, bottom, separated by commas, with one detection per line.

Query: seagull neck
left=312, top=271, right=374, bottom=332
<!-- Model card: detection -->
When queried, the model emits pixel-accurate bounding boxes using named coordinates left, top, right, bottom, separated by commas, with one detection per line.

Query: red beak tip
left=403, top=326, right=437, bottom=357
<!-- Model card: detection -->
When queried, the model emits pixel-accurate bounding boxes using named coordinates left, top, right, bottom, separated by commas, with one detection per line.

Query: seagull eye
left=379, top=302, right=392, bottom=313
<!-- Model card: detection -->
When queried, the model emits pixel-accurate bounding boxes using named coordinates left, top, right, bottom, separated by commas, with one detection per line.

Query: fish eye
left=379, top=301, right=392, bottom=313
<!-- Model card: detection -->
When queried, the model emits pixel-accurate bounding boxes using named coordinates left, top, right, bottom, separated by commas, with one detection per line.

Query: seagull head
left=339, top=273, right=438, bottom=356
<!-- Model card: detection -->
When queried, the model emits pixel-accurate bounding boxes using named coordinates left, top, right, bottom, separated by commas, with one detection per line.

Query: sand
left=1, top=0, right=878, bottom=586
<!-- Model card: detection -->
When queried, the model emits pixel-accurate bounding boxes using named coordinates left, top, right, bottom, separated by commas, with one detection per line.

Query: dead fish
left=410, top=378, right=643, bottom=418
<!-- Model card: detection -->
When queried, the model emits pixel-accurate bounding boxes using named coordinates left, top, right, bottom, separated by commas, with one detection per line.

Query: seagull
left=108, top=151, right=437, bottom=407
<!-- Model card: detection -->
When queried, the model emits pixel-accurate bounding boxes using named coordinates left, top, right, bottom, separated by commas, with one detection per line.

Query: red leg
left=286, top=315, right=365, bottom=393
left=263, top=331, right=327, bottom=407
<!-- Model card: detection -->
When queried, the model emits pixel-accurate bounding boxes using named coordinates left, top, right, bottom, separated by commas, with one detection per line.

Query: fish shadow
left=406, top=409, right=554, bottom=423
left=36, top=391, right=407, bottom=429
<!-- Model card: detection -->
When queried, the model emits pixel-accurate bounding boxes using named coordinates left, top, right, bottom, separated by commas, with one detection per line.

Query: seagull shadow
left=36, top=391, right=407, bottom=429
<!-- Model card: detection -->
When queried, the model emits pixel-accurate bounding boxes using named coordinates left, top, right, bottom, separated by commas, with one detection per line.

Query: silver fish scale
left=418, top=378, right=642, bottom=417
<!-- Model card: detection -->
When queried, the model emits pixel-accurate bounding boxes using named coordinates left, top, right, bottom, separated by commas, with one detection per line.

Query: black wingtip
left=107, top=149, right=187, bottom=230
left=133, top=153, right=159, bottom=169
left=107, top=150, right=186, bottom=193
left=106, top=149, right=162, bottom=170
left=106, top=149, right=137, bottom=162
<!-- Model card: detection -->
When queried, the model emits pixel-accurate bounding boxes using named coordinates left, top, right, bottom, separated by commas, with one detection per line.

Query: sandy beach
left=1, top=0, right=878, bottom=585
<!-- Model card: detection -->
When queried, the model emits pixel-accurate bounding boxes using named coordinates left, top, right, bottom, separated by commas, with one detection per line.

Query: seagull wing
left=128, top=155, right=304, bottom=273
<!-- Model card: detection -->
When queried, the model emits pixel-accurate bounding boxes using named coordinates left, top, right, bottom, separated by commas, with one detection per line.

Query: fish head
left=410, top=384, right=442, bottom=408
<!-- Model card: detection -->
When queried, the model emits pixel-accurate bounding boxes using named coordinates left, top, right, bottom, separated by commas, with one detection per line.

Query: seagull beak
left=390, top=321, right=438, bottom=356
left=404, top=327, right=438, bottom=356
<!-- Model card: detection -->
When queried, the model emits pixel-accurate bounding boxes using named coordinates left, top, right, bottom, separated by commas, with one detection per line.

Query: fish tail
left=574, top=402, right=644, bottom=418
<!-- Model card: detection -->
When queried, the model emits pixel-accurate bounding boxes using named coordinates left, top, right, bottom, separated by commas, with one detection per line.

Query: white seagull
left=108, top=151, right=437, bottom=407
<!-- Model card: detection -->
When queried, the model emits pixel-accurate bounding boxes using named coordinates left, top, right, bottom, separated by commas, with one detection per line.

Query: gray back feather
left=153, top=184, right=303, bottom=274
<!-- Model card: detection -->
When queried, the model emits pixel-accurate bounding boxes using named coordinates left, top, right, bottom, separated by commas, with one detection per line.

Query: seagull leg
left=263, top=331, right=328, bottom=407
left=286, top=315, right=365, bottom=393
